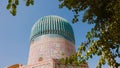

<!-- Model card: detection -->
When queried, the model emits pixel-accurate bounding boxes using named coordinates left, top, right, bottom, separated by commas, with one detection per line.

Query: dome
left=30, top=15, right=75, bottom=43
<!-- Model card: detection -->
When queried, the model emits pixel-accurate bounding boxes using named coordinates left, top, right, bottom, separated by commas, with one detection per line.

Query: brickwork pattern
left=28, top=34, right=76, bottom=65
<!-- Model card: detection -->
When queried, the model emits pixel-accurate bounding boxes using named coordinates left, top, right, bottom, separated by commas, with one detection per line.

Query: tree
left=6, top=0, right=120, bottom=68
left=59, top=0, right=120, bottom=68
left=6, top=0, right=34, bottom=16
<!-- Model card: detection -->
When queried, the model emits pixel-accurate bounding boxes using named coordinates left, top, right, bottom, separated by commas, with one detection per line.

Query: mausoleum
left=7, top=15, right=88, bottom=68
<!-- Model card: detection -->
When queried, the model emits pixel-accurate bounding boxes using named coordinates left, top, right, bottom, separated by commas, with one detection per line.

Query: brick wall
left=27, top=34, right=76, bottom=65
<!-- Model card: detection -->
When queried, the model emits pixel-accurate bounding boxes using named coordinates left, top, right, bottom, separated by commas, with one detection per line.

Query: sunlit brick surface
left=28, top=34, right=76, bottom=65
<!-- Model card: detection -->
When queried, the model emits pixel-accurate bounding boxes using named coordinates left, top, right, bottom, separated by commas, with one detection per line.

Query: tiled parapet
left=27, top=34, right=76, bottom=65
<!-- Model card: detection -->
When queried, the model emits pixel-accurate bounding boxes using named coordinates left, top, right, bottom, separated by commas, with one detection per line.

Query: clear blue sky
left=0, top=0, right=108, bottom=68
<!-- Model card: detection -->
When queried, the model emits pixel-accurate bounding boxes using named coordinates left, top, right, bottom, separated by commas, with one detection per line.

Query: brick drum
left=28, top=34, right=76, bottom=65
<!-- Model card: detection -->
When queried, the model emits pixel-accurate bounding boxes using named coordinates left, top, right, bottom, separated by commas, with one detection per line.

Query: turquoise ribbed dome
left=30, top=15, right=75, bottom=43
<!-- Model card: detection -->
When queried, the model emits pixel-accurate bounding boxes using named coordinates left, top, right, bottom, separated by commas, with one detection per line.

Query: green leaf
left=6, top=4, right=11, bottom=10
left=31, top=0, right=34, bottom=5
left=15, top=0, right=19, bottom=5
left=90, top=55, right=92, bottom=58
left=10, top=10, right=15, bottom=16
left=8, top=0, right=12, bottom=3
left=26, top=0, right=30, bottom=6
left=12, top=4, right=16, bottom=9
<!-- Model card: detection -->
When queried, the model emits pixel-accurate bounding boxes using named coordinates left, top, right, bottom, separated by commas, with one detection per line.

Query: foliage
left=6, top=0, right=34, bottom=16
left=60, top=53, right=86, bottom=65
left=6, top=0, right=120, bottom=68
left=59, top=0, right=120, bottom=68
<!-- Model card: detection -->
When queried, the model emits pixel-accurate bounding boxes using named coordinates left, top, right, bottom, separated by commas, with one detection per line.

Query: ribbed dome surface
left=30, top=15, right=75, bottom=43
